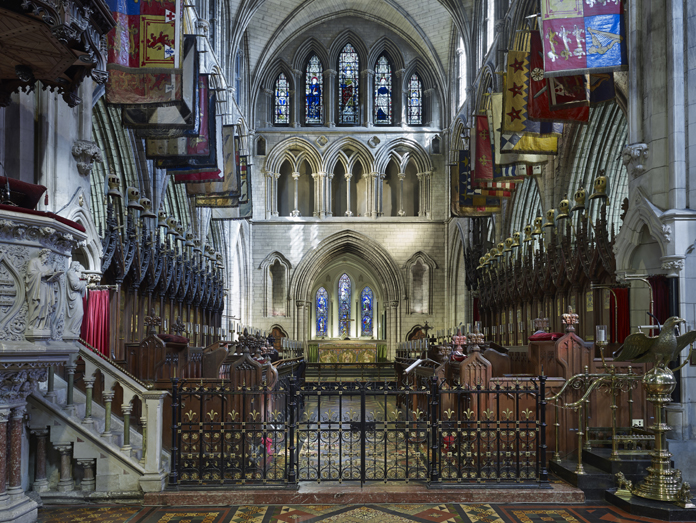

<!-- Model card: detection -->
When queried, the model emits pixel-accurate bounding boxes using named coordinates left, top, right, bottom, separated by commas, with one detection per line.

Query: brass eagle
left=613, top=317, right=696, bottom=367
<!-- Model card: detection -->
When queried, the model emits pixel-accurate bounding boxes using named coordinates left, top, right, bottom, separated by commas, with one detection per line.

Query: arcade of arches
left=2, top=0, right=696, bottom=520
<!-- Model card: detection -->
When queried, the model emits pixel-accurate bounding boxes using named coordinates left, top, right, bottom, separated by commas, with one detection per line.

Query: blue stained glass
left=316, top=287, right=328, bottom=337
left=374, top=55, right=391, bottom=124
left=361, top=287, right=373, bottom=337
left=338, top=44, right=359, bottom=125
left=274, top=73, right=290, bottom=125
left=338, top=273, right=352, bottom=336
left=305, top=55, right=323, bottom=124
left=407, top=73, right=422, bottom=125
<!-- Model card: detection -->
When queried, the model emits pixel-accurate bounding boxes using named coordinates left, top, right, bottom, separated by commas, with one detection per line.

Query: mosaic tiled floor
left=38, top=503, right=680, bottom=523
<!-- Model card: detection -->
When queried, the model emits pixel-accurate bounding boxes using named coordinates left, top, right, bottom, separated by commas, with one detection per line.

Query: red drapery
left=610, top=288, right=631, bottom=344
left=80, top=290, right=110, bottom=357
left=473, top=297, right=480, bottom=323
left=648, top=275, right=669, bottom=325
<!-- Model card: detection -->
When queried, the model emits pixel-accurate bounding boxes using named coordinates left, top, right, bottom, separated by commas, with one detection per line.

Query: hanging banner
left=473, top=115, right=494, bottom=188
left=105, top=0, right=183, bottom=105
left=491, top=93, right=549, bottom=165
left=589, top=73, right=616, bottom=104
left=529, top=32, right=590, bottom=122
left=541, top=0, right=627, bottom=77
left=202, top=154, right=253, bottom=219
left=188, top=125, right=241, bottom=204
left=452, top=150, right=502, bottom=217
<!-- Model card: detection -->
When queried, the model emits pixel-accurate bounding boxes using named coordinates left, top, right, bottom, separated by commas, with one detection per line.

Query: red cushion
left=0, top=176, right=47, bottom=209
left=528, top=332, right=563, bottom=342
left=0, top=204, right=86, bottom=233
left=159, top=333, right=189, bottom=344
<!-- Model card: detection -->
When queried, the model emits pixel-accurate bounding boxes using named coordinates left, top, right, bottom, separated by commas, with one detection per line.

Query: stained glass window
left=274, top=73, right=290, bottom=125
left=338, top=44, right=359, bottom=125
left=374, top=55, right=391, bottom=125
left=316, top=287, right=328, bottom=337
left=407, top=74, right=423, bottom=125
left=305, top=55, right=323, bottom=125
left=361, top=287, right=373, bottom=337
left=338, top=273, right=352, bottom=337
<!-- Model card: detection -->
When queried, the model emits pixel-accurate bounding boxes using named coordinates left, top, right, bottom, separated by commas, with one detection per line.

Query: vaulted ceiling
left=227, top=0, right=474, bottom=89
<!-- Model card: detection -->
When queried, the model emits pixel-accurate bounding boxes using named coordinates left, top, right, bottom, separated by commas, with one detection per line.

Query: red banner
left=473, top=115, right=494, bottom=188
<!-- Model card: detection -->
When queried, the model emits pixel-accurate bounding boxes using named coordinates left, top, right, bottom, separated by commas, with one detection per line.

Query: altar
left=307, top=340, right=388, bottom=363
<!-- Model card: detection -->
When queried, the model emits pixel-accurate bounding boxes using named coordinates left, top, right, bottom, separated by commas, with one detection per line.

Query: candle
left=596, top=325, right=607, bottom=342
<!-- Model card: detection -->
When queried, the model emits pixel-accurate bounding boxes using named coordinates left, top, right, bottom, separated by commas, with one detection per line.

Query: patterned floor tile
left=505, top=509, right=581, bottom=523
left=130, top=507, right=237, bottom=523
left=38, top=505, right=140, bottom=523
left=459, top=504, right=506, bottom=523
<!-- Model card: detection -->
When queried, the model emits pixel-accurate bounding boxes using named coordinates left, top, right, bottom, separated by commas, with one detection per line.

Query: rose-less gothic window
left=361, top=286, right=373, bottom=336
left=338, top=273, right=352, bottom=336
left=338, top=44, right=359, bottom=125
left=274, top=73, right=290, bottom=125
left=407, top=73, right=423, bottom=125
left=374, top=55, right=392, bottom=125
left=305, top=55, right=323, bottom=125
left=316, top=287, right=328, bottom=337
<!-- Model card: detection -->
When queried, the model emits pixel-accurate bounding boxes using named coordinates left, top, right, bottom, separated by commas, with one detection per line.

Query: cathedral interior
left=1, top=0, right=696, bottom=521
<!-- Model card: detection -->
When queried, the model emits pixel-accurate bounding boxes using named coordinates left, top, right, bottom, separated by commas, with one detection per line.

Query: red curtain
left=648, top=275, right=669, bottom=325
left=473, top=297, right=480, bottom=323
left=81, top=290, right=110, bottom=357
left=610, top=288, right=630, bottom=344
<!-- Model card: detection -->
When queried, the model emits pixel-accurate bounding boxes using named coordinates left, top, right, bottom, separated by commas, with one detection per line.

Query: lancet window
left=305, top=55, right=323, bottom=125
left=274, top=73, right=290, bottom=125
left=374, top=55, right=392, bottom=125
left=316, top=287, right=329, bottom=337
left=361, top=286, right=373, bottom=336
left=338, top=44, right=360, bottom=125
left=407, top=73, right=423, bottom=125
left=338, top=273, right=352, bottom=336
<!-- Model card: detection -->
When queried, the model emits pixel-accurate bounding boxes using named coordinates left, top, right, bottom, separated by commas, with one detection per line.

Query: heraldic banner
left=452, top=150, right=502, bottom=217
left=105, top=0, right=183, bottom=105
left=540, top=0, right=627, bottom=77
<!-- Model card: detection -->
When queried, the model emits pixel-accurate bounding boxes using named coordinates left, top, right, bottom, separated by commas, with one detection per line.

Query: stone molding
left=71, top=140, right=102, bottom=177
left=622, top=143, right=648, bottom=178
left=0, top=369, right=47, bottom=403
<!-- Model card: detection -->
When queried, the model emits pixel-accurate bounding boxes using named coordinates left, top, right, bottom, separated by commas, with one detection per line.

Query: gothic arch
left=375, top=137, right=433, bottom=174
left=403, top=251, right=438, bottom=315
left=290, top=230, right=405, bottom=305
left=367, top=36, right=405, bottom=73
left=292, top=37, right=330, bottom=74
left=260, top=58, right=295, bottom=92
left=322, top=137, right=374, bottom=174
left=259, top=251, right=292, bottom=317
left=264, top=137, right=323, bottom=174
left=328, top=30, right=369, bottom=70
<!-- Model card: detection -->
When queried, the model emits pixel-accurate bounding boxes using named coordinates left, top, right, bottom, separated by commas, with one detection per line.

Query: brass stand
left=629, top=364, right=694, bottom=508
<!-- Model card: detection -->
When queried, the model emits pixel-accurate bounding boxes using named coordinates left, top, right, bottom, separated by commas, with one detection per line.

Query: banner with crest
left=452, top=150, right=503, bottom=217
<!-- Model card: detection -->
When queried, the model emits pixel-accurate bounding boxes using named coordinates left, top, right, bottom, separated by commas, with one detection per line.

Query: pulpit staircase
left=26, top=341, right=169, bottom=501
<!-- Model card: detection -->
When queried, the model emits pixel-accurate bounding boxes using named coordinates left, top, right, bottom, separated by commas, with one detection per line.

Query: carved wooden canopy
left=0, top=0, right=115, bottom=107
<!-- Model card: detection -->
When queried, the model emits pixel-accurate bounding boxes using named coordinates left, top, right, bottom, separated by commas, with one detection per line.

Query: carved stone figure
left=64, top=261, right=87, bottom=338
left=25, top=249, right=61, bottom=337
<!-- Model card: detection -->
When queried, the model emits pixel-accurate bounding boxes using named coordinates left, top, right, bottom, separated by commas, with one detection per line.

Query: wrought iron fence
left=169, top=375, right=548, bottom=488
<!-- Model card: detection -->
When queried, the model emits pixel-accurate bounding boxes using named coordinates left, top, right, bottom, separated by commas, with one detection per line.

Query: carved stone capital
left=622, top=143, right=648, bottom=178
left=661, top=256, right=684, bottom=277
left=323, top=69, right=337, bottom=78
left=71, top=140, right=102, bottom=177
left=0, top=369, right=48, bottom=403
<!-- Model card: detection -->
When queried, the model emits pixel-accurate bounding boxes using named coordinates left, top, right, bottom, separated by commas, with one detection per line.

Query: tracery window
left=374, top=55, right=392, bottom=125
left=338, top=273, right=352, bottom=336
left=338, top=44, right=359, bottom=125
left=361, top=287, right=373, bottom=337
left=316, top=287, right=329, bottom=337
left=305, top=54, right=323, bottom=125
left=407, top=73, right=423, bottom=125
left=274, top=73, right=290, bottom=125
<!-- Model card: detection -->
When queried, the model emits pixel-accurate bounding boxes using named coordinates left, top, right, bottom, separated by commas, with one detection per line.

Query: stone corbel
left=622, top=143, right=649, bottom=178
left=71, top=140, right=102, bottom=177
left=660, top=256, right=684, bottom=278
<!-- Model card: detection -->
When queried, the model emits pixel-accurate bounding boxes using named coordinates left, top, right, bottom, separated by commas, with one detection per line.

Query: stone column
left=271, top=173, right=280, bottom=217
left=77, top=459, right=96, bottom=492
left=363, top=172, right=373, bottom=217
left=45, top=367, right=56, bottom=402
left=388, top=301, right=399, bottom=361
left=397, top=173, right=406, bottom=216
left=292, top=69, right=302, bottom=128
left=326, top=173, right=334, bottom=217
left=30, top=428, right=50, bottom=493
left=323, top=69, right=336, bottom=127
left=54, top=443, right=74, bottom=492
left=82, top=378, right=94, bottom=426
left=295, top=300, right=305, bottom=342
left=265, top=171, right=274, bottom=219
left=377, top=173, right=386, bottom=217
left=313, top=172, right=327, bottom=219
left=361, top=68, right=374, bottom=127
left=101, top=391, right=114, bottom=438
left=0, top=410, right=9, bottom=502
left=139, top=390, right=169, bottom=492
left=417, top=173, right=425, bottom=217
left=369, top=172, right=380, bottom=219
left=121, top=404, right=133, bottom=452
left=291, top=172, right=301, bottom=217
left=344, top=172, right=353, bottom=216
left=64, top=361, right=77, bottom=414
left=8, top=406, right=25, bottom=496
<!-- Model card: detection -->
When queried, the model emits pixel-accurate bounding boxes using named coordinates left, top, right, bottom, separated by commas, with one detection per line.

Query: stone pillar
left=295, top=300, right=306, bottom=341
left=323, top=69, right=336, bottom=127
left=377, top=173, right=386, bottom=217
left=30, top=428, right=49, bottom=493
left=388, top=301, right=399, bottom=361
left=77, top=459, right=96, bottom=492
left=121, top=404, right=132, bottom=452
left=265, top=171, right=274, bottom=219
left=8, top=406, right=25, bottom=496
left=140, top=414, right=147, bottom=466
left=369, top=172, right=380, bottom=219
left=0, top=410, right=9, bottom=502
left=101, top=392, right=114, bottom=438
left=397, top=173, right=406, bottom=216
left=64, top=361, right=77, bottom=414
left=417, top=173, right=426, bottom=217
left=291, top=172, right=301, bottom=217
left=313, top=172, right=327, bottom=219
left=363, top=172, right=373, bottom=217
left=292, top=69, right=302, bottom=128
left=54, top=443, right=74, bottom=492
left=361, top=68, right=374, bottom=127
left=326, top=173, right=334, bottom=217
left=139, top=390, right=169, bottom=492
left=45, top=366, right=56, bottom=402
left=82, top=378, right=94, bottom=425
left=271, top=173, right=280, bottom=217
left=345, top=172, right=353, bottom=216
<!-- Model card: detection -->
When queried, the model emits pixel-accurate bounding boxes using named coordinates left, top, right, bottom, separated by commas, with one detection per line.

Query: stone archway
left=289, top=230, right=405, bottom=357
